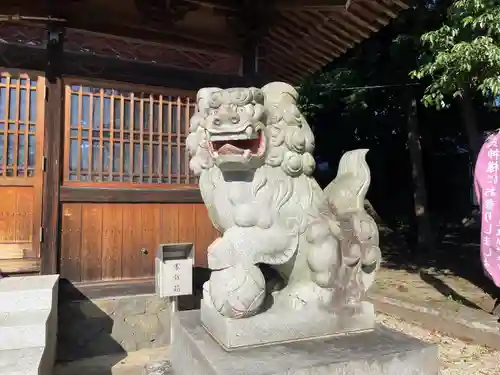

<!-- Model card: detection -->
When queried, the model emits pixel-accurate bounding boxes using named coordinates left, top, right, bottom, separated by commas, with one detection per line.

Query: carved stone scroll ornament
left=187, top=82, right=381, bottom=349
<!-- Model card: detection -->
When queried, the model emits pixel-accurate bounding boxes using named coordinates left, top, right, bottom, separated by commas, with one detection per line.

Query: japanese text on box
left=159, top=258, right=193, bottom=297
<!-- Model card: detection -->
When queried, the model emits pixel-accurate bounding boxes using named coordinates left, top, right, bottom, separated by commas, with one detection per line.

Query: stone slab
left=170, top=310, right=439, bottom=375
left=0, top=347, right=45, bottom=375
left=0, top=275, right=59, bottom=313
left=369, top=293, right=500, bottom=350
left=0, top=275, right=59, bottom=292
left=0, top=309, right=51, bottom=350
left=201, top=300, right=375, bottom=350
left=0, top=274, right=59, bottom=375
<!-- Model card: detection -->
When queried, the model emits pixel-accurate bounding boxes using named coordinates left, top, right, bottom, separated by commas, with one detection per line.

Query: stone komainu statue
left=186, top=82, right=380, bottom=323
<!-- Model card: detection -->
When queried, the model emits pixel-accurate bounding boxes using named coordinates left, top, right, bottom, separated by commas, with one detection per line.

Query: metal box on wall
left=155, top=243, right=194, bottom=298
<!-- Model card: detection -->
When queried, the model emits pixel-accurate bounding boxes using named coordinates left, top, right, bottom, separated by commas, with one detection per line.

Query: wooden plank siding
left=60, top=202, right=218, bottom=282
left=0, top=70, right=220, bottom=282
left=59, top=78, right=218, bottom=283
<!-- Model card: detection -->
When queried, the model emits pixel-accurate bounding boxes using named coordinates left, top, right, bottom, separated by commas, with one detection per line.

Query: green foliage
left=297, top=0, right=482, bottom=222
left=411, top=0, right=500, bottom=109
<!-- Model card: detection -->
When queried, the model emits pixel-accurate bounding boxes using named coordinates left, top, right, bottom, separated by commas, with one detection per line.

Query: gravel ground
left=377, top=313, right=500, bottom=375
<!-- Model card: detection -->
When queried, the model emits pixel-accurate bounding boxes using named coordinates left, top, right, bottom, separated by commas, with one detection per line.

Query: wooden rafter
left=0, top=0, right=412, bottom=84
left=293, top=10, right=359, bottom=45
left=182, top=0, right=349, bottom=11
left=313, top=9, right=370, bottom=39
left=263, top=0, right=411, bottom=82
left=349, top=3, right=392, bottom=27
left=274, top=0, right=349, bottom=10
left=361, top=1, right=398, bottom=19
left=278, top=13, right=350, bottom=52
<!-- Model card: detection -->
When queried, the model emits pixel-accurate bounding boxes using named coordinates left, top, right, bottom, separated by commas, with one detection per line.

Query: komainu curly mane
left=187, top=82, right=380, bottom=319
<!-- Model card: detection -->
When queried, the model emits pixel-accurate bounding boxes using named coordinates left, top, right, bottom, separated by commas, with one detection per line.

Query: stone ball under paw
left=209, top=264, right=266, bottom=318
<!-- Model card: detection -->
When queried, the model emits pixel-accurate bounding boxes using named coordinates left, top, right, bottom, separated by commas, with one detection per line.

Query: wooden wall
left=0, top=71, right=45, bottom=274
left=60, top=202, right=218, bottom=282
left=0, top=186, right=38, bottom=273
left=0, top=70, right=220, bottom=285
left=56, top=78, right=221, bottom=284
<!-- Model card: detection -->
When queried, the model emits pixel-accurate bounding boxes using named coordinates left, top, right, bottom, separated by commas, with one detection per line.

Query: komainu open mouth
left=208, top=131, right=265, bottom=157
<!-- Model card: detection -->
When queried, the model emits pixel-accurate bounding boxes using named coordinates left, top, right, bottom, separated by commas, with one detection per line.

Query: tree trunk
left=406, top=91, right=434, bottom=259
left=460, top=88, right=482, bottom=165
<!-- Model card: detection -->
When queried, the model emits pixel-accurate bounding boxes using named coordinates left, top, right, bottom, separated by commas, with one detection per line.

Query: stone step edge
left=0, top=275, right=59, bottom=293
left=0, top=325, right=48, bottom=351
left=0, top=309, right=54, bottom=353
left=0, top=309, right=51, bottom=327
left=367, top=293, right=500, bottom=350
left=0, top=291, right=55, bottom=314
left=0, top=346, right=45, bottom=375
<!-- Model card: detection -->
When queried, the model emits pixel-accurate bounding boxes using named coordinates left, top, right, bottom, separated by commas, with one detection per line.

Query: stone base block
left=170, top=310, right=439, bottom=375
left=201, top=299, right=375, bottom=350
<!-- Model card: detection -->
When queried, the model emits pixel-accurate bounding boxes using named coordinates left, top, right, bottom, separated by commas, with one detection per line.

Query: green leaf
left=413, top=0, right=500, bottom=110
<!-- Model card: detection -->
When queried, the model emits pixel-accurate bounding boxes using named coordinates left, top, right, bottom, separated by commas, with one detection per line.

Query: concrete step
left=0, top=347, right=45, bottom=375
left=0, top=275, right=59, bottom=313
left=0, top=275, right=59, bottom=375
left=0, top=309, right=52, bottom=350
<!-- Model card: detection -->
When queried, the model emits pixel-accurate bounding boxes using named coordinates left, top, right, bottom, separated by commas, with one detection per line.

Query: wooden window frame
left=62, top=76, right=198, bottom=190
left=0, top=69, right=44, bottom=184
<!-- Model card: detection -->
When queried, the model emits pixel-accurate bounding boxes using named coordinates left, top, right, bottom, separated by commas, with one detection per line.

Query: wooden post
left=231, top=0, right=273, bottom=86
left=40, top=24, right=65, bottom=275
left=242, top=37, right=258, bottom=84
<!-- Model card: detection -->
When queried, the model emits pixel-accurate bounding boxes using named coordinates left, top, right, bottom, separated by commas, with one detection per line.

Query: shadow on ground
left=379, top=219, right=500, bottom=315
left=54, top=281, right=127, bottom=375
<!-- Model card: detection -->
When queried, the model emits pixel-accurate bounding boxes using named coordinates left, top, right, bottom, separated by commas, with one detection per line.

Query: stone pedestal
left=168, top=310, right=439, bottom=375
left=201, top=299, right=376, bottom=351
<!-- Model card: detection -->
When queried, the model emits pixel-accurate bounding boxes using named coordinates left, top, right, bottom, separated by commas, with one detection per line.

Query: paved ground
left=54, top=347, right=168, bottom=375
left=54, top=311, right=500, bottom=375
left=372, top=220, right=500, bottom=313
left=378, top=313, right=500, bottom=375
left=373, top=267, right=497, bottom=313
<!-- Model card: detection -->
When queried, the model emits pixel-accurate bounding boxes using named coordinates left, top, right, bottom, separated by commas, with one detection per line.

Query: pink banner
left=474, top=131, right=500, bottom=287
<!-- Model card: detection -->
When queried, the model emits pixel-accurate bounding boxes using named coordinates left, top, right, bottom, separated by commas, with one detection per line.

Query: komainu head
left=187, top=86, right=267, bottom=173
left=187, top=82, right=316, bottom=177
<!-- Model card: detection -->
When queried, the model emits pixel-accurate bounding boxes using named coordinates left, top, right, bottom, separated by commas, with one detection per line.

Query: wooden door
left=0, top=71, right=45, bottom=274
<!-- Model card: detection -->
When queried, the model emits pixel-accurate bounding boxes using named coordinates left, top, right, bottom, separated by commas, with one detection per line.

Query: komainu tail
left=323, top=149, right=371, bottom=216
left=323, top=149, right=380, bottom=304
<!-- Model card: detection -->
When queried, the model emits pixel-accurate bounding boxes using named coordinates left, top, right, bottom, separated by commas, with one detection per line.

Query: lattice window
left=65, top=83, right=197, bottom=184
left=0, top=73, right=38, bottom=178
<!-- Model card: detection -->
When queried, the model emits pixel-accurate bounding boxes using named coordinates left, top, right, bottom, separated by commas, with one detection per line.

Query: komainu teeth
left=207, top=129, right=260, bottom=142
left=243, top=149, right=251, bottom=158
